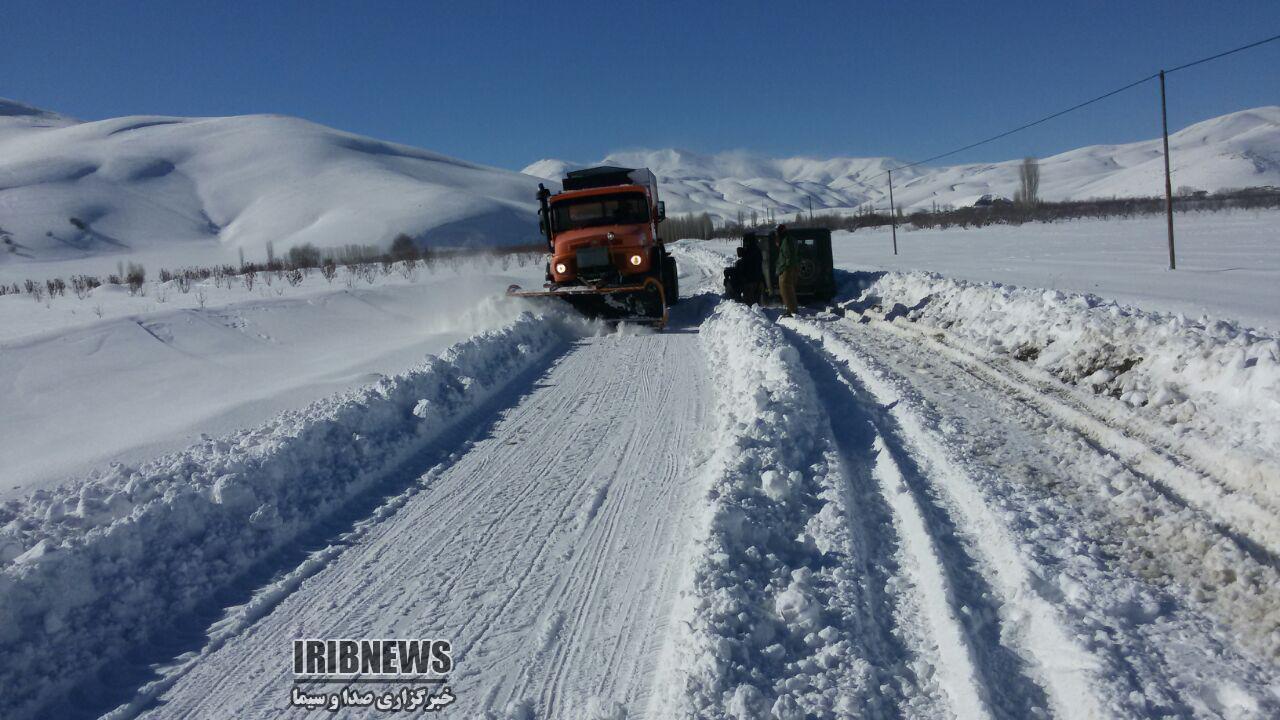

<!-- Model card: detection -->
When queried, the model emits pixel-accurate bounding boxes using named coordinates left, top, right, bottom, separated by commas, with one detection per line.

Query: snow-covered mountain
left=525, top=107, right=1280, bottom=220
left=3, top=98, right=1276, bottom=270
left=0, top=98, right=547, bottom=267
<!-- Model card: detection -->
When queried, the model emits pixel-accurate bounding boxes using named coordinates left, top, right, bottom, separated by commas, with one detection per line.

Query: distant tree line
left=904, top=185, right=1280, bottom=230
left=658, top=213, right=716, bottom=242
left=0, top=231, right=546, bottom=302
left=651, top=184, right=1280, bottom=241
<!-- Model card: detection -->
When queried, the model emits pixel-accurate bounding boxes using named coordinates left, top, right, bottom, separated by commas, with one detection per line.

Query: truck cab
left=512, top=166, right=678, bottom=326
left=538, top=166, right=674, bottom=294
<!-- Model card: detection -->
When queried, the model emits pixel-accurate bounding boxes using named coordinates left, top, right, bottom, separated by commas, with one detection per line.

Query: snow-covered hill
left=4, top=99, right=1276, bottom=273
left=525, top=106, right=1280, bottom=220
left=0, top=98, right=547, bottom=269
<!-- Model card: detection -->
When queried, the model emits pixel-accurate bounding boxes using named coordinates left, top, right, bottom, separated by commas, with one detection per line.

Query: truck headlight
left=555, top=262, right=567, bottom=274
left=629, top=254, right=643, bottom=266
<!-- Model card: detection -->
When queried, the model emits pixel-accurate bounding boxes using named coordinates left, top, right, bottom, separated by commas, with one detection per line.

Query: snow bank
left=665, top=302, right=871, bottom=718
left=848, top=270, right=1280, bottom=516
left=829, top=210, right=1280, bottom=333
left=0, top=312, right=575, bottom=719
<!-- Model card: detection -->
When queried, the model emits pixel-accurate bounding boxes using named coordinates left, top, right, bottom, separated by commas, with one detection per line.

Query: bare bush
left=398, top=258, right=418, bottom=281
left=70, top=275, right=100, bottom=299
left=125, top=262, right=146, bottom=295
left=321, top=258, right=337, bottom=283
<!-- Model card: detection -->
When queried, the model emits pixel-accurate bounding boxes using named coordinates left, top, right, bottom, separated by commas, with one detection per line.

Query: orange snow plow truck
left=507, top=166, right=678, bottom=327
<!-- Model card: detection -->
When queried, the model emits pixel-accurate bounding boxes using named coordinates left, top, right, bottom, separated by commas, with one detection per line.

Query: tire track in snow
left=670, top=302, right=1030, bottom=718
left=57, top=316, right=576, bottom=720
left=532, top=342, right=677, bottom=715
left=868, top=313, right=1280, bottom=566
left=132, top=330, right=710, bottom=720
left=820, top=312, right=1280, bottom=713
left=787, top=317, right=1112, bottom=720
left=785, top=326, right=1049, bottom=720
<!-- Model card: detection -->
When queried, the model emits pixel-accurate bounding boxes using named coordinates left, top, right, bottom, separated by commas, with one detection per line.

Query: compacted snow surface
left=1, top=242, right=1278, bottom=719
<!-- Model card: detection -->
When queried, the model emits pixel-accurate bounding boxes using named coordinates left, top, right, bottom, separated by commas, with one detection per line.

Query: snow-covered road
left=6, top=246, right=1276, bottom=720
left=133, top=329, right=710, bottom=719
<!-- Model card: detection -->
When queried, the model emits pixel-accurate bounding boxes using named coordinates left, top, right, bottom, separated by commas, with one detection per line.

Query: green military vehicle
left=723, top=227, right=837, bottom=306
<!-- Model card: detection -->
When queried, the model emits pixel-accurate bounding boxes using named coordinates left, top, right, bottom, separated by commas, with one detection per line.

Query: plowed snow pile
left=845, top=269, right=1280, bottom=547
left=0, top=312, right=579, bottom=719
left=658, top=302, right=892, bottom=718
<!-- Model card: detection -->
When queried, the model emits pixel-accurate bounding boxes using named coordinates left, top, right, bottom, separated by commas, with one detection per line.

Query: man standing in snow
left=775, top=224, right=799, bottom=317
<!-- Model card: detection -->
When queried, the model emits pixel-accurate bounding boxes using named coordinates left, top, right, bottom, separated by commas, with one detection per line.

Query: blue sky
left=3, top=1, right=1278, bottom=170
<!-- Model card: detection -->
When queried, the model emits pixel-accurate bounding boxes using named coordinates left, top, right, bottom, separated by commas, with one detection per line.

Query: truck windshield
left=551, top=193, right=649, bottom=231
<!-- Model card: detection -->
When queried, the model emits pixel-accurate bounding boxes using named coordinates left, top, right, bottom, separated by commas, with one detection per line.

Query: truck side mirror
left=657, top=201, right=666, bottom=222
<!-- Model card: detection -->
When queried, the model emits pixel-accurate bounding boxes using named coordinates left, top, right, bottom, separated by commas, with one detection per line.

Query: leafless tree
left=1015, top=156, right=1040, bottom=207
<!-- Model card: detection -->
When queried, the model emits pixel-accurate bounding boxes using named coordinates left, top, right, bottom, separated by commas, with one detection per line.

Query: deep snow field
left=1, top=221, right=1278, bottom=719
left=828, top=210, right=1280, bottom=333
left=0, top=255, right=544, bottom=497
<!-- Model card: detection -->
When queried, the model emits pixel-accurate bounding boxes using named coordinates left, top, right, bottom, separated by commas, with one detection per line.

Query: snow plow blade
left=507, top=277, right=668, bottom=328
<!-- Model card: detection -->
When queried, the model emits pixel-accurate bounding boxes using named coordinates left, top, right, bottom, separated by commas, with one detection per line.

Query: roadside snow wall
left=662, top=302, right=872, bottom=719
left=0, top=312, right=574, bottom=720
left=848, top=270, right=1280, bottom=512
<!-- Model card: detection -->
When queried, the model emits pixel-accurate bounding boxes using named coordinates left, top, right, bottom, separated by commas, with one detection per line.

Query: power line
left=1166, top=32, right=1280, bottom=74
left=889, top=73, right=1159, bottom=173
left=859, top=31, right=1280, bottom=188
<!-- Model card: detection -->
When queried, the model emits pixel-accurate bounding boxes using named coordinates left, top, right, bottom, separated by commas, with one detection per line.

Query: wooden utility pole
left=808, top=195, right=814, bottom=220
left=887, top=169, right=899, bottom=256
left=1159, top=70, right=1177, bottom=270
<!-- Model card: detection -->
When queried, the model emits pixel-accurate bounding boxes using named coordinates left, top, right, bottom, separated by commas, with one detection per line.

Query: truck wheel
left=662, top=254, right=680, bottom=306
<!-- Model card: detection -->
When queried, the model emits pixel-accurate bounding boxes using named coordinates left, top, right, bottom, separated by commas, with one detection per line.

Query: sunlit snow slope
left=525, top=107, right=1280, bottom=219
left=0, top=98, right=546, bottom=266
